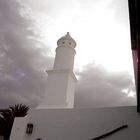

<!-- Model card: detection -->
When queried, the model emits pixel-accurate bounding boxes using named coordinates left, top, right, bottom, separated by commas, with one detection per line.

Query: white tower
left=40, top=32, right=77, bottom=108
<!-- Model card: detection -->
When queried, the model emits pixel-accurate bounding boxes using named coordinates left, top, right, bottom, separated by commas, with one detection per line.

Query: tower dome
left=57, top=32, right=76, bottom=48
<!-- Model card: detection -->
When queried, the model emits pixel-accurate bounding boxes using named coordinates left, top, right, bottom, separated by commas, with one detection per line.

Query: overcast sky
left=0, top=0, right=136, bottom=108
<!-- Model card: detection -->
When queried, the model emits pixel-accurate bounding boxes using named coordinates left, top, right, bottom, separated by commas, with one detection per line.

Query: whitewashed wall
left=10, top=117, right=27, bottom=140
left=10, top=106, right=140, bottom=140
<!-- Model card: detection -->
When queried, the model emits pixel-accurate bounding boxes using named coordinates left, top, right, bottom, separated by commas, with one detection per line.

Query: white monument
left=10, top=33, right=140, bottom=140
left=40, top=32, right=77, bottom=108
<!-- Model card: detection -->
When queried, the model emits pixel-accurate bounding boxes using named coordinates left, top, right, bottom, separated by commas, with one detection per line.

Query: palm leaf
left=0, top=103, right=29, bottom=140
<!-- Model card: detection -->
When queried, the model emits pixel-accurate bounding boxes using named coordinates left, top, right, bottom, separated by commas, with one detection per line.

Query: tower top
left=57, top=32, right=76, bottom=48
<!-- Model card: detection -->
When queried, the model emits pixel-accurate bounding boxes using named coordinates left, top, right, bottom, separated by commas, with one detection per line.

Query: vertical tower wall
left=39, top=32, right=77, bottom=108
left=53, top=46, right=76, bottom=70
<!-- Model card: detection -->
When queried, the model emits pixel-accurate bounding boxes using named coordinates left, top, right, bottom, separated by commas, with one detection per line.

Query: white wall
left=53, top=46, right=76, bottom=70
left=10, top=117, right=27, bottom=140
left=40, top=69, right=76, bottom=108
left=10, top=106, right=140, bottom=140
left=66, top=72, right=77, bottom=107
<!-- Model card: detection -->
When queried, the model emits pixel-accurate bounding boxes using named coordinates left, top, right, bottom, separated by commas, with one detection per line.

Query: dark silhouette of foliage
left=0, top=104, right=29, bottom=140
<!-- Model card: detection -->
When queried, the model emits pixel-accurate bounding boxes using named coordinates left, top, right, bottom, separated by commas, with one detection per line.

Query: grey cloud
left=23, top=0, right=75, bottom=17
left=0, top=0, right=53, bottom=108
left=75, top=62, right=136, bottom=108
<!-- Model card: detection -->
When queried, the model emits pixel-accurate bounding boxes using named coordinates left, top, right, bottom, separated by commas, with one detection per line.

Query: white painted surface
left=10, top=106, right=140, bottom=140
left=53, top=46, right=76, bottom=70
left=57, top=32, right=76, bottom=48
left=54, top=32, right=76, bottom=70
left=10, top=117, right=27, bottom=140
left=39, top=33, right=77, bottom=108
left=40, top=69, right=77, bottom=108
left=66, top=73, right=76, bottom=107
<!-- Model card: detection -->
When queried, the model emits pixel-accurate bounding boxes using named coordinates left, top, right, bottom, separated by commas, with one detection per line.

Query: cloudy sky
left=0, top=0, right=136, bottom=108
